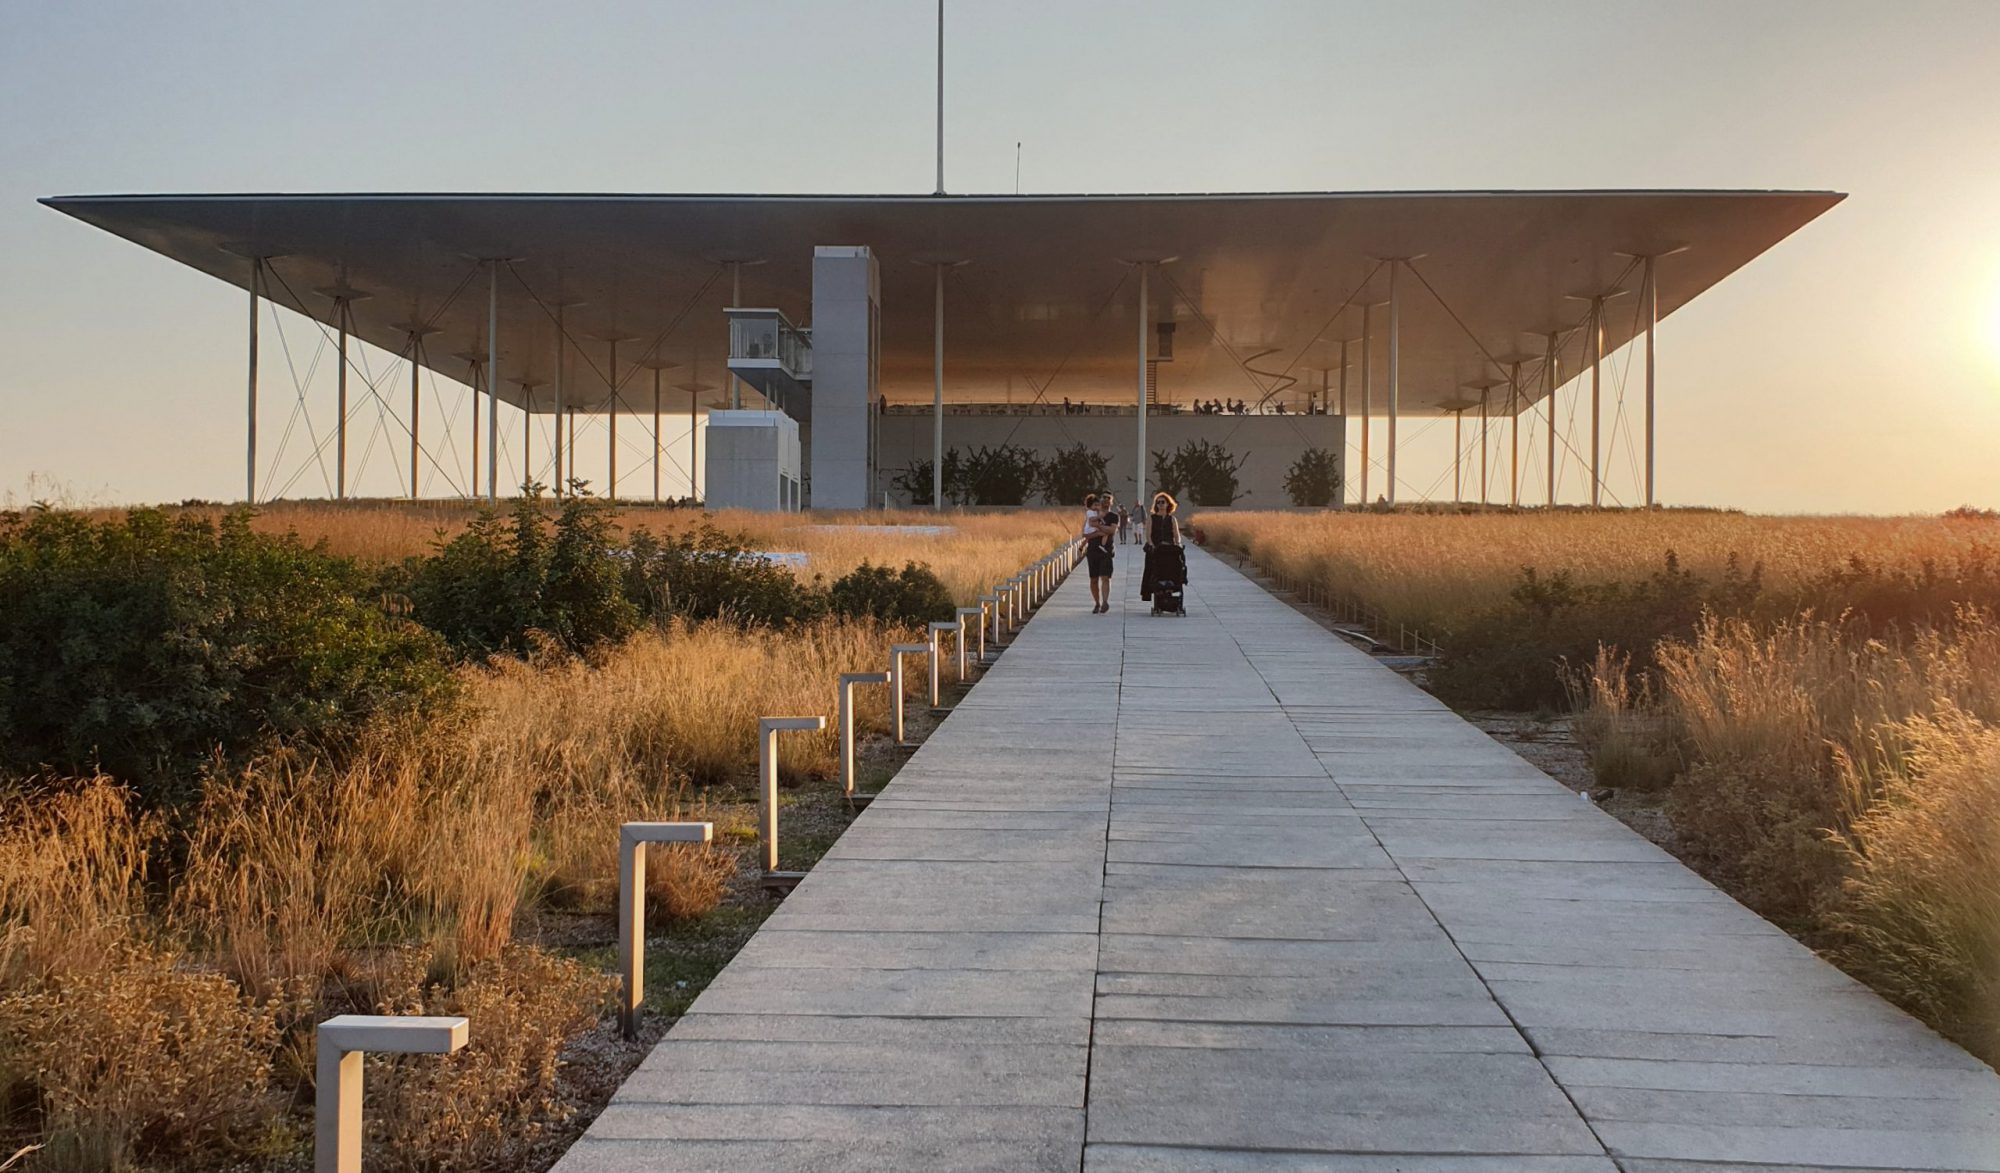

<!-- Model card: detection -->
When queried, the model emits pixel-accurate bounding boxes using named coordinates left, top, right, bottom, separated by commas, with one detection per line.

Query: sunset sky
left=3, top=0, right=1997, bottom=513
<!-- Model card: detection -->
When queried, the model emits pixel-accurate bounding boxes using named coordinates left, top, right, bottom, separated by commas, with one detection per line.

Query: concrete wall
left=806, top=246, right=880, bottom=510
left=872, top=412, right=1344, bottom=509
left=705, top=410, right=802, bottom=511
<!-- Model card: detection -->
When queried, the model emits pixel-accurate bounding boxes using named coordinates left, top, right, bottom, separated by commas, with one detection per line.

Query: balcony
left=726, top=308, right=812, bottom=419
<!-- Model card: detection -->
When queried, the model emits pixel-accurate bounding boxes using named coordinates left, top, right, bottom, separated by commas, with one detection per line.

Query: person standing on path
left=1139, top=491, right=1186, bottom=604
left=1087, top=493, right=1120, bottom=613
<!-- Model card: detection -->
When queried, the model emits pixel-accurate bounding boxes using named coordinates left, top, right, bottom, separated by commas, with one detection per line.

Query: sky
left=2, top=0, right=1998, bottom=513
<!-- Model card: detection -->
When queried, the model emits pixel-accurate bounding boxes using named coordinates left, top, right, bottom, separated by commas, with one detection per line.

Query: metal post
left=335, top=298, right=349, bottom=500
left=245, top=258, right=260, bottom=504
left=1479, top=390, right=1489, bottom=507
left=1509, top=361, right=1522, bottom=507
left=1386, top=260, right=1400, bottom=507
left=1451, top=409, right=1462, bottom=502
left=617, top=821, right=712, bottom=1038
left=522, top=392, right=531, bottom=485
left=689, top=387, right=699, bottom=500
left=567, top=407, right=576, bottom=490
left=1337, top=337, right=1350, bottom=502
left=553, top=303, right=566, bottom=496
left=928, top=621, right=955, bottom=707
left=757, top=717, right=826, bottom=883
left=955, top=607, right=979, bottom=679
left=1544, top=331, right=1558, bottom=507
left=486, top=262, right=500, bottom=500
left=729, top=262, right=743, bottom=410
left=838, top=672, right=889, bottom=799
left=1644, top=255, right=1658, bottom=508
left=933, top=262, right=945, bottom=509
left=315, top=1016, right=468, bottom=1173
left=408, top=333, right=422, bottom=499
left=607, top=339, right=619, bottom=504
left=1136, top=261, right=1150, bottom=509
left=890, top=644, right=926, bottom=746
left=469, top=360, right=481, bottom=500
left=1590, top=294, right=1604, bottom=508
left=652, top=368, right=662, bottom=503
left=1360, top=303, right=1373, bottom=504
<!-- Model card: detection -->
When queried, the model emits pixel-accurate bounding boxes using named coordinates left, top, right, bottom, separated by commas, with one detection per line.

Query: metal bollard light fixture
left=985, top=592, right=1003, bottom=652
left=955, top=607, right=980, bottom=679
left=618, top=820, right=714, bottom=1038
left=316, top=1015, right=469, bottom=1173
left=758, top=715, right=828, bottom=890
left=837, top=670, right=890, bottom=802
left=927, top=621, right=956, bottom=708
left=889, top=642, right=928, bottom=746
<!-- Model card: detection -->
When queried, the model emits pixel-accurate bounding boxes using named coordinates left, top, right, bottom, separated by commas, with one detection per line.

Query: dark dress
left=1139, top=514, right=1186, bottom=601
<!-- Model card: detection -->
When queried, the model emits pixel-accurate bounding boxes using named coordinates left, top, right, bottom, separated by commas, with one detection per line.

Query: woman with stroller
left=1139, top=492, right=1188, bottom=614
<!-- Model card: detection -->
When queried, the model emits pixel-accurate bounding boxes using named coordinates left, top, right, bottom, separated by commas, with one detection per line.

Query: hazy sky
left=3, top=0, right=1998, bottom=512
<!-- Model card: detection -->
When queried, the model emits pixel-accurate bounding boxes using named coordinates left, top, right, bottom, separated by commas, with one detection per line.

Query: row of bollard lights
left=313, top=536, right=1084, bottom=1172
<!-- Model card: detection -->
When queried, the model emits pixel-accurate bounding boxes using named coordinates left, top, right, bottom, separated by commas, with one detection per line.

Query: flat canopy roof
left=42, top=190, right=1841, bottom=415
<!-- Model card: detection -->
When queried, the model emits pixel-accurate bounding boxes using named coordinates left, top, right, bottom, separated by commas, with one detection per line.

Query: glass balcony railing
left=726, top=308, right=811, bottom=381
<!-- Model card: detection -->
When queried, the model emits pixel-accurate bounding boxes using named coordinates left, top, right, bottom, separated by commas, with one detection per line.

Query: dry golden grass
left=1200, top=509, right=2000, bottom=637
left=113, top=500, right=1073, bottom=607
left=1580, top=611, right=2000, bottom=1066
left=0, top=612, right=931, bottom=1167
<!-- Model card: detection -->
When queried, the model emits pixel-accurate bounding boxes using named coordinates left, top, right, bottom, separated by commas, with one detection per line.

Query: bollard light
left=955, top=607, right=980, bottom=679
left=618, top=821, right=714, bottom=1038
left=927, top=621, right=956, bottom=708
left=316, top=1015, right=469, bottom=1173
left=837, top=670, right=890, bottom=800
left=983, top=593, right=1002, bottom=656
left=889, top=643, right=928, bottom=747
left=759, top=716, right=828, bottom=889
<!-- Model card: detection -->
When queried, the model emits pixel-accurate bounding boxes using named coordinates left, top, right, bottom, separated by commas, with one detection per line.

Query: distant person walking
left=1086, top=493, right=1120, bottom=613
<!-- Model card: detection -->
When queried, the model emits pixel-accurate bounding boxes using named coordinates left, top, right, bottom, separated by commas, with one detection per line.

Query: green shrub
left=828, top=562, right=953, bottom=624
left=958, top=445, right=1043, bottom=506
left=623, top=523, right=827, bottom=627
left=1154, top=440, right=1246, bottom=506
left=1040, top=444, right=1110, bottom=506
left=1283, top=447, right=1342, bottom=507
left=408, top=490, right=637, bottom=654
left=0, top=508, right=455, bottom=803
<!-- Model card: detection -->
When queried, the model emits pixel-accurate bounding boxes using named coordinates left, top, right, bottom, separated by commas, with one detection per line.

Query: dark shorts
left=1086, top=542, right=1114, bottom=578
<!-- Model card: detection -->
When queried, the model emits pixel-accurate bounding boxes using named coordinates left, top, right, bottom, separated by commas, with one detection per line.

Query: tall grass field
left=1202, top=507, right=2000, bottom=1069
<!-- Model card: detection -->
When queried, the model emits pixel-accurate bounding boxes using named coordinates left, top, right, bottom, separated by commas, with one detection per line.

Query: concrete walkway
left=553, top=546, right=2000, bottom=1171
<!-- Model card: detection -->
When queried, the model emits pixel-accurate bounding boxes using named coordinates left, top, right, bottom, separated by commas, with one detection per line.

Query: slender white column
left=1509, top=361, right=1522, bottom=507
left=1644, top=255, right=1658, bottom=507
left=1479, top=390, right=1489, bottom=507
left=933, top=263, right=945, bottom=509
left=1386, top=261, right=1400, bottom=507
left=1589, top=294, right=1604, bottom=508
left=553, top=303, right=566, bottom=496
left=607, top=339, right=619, bottom=504
left=1456, top=408, right=1472, bottom=500
left=652, top=368, right=662, bottom=503
left=486, top=263, right=500, bottom=500
left=1544, top=332, right=1558, bottom=507
left=729, top=262, right=743, bottom=410
left=469, top=359, right=481, bottom=500
left=617, top=822, right=712, bottom=1037
left=245, top=258, right=260, bottom=504
left=1360, top=305, right=1373, bottom=504
left=689, top=388, right=699, bottom=500
left=1337, top=337, right=1350, bottom=505
left=1136, top=262, right=1150, bottom=509
left=335, top=298, right=349, bottom=500
left=934, top=0, right=945, bottom=195
left=408, top=333, right=422, bottom=499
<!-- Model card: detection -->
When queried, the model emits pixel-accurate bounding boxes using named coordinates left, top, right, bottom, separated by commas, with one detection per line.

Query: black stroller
left=1146, top=544, right=1189, bottom=617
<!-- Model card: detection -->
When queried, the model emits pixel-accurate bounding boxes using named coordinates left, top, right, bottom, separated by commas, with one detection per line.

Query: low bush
left=1040, top=444, right=1109, bottom=506
left=828, top=562, right=954, bottom=625
left=1282, top=447, right=1342, bottom=507
left=623, top=523, right=825, bottom=627
left=0, top=508, right=456, bottom=805
left=0, top=943, right=292, bottom=1172
left=1153, top=439, right=1246, bottom=506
